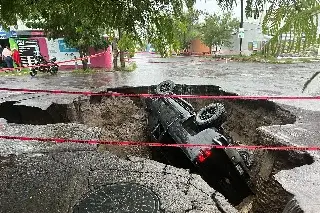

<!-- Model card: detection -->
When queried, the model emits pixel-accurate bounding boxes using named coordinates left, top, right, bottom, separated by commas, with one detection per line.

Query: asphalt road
left=0, top=120, right=237, bottom=213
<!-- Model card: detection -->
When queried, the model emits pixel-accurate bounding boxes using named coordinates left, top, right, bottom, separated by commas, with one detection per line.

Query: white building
left=219, top=2, right=271, bottom=55
left=196, top=0, right=272, bottom=55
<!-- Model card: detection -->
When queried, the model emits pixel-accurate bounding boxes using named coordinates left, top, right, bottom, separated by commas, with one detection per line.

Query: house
left=0, top=21, right=113, bottom=70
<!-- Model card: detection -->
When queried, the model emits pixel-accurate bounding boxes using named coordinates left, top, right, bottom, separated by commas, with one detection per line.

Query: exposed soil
left=71, top=96, right=151, bottom=159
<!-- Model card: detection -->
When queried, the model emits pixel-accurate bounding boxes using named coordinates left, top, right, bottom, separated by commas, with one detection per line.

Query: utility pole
left=239, top=0, right=244, bottom=55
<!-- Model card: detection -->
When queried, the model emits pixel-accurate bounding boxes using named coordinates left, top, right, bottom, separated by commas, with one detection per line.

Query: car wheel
left=156, top=80, right=175, bottom=95
left=239, top=150, right=254, bottom=168
left=30, top=69, right=37, bottom=77
left=49, top=66, right=58, bottom=75
left=195, top=103, right=227, bottom=128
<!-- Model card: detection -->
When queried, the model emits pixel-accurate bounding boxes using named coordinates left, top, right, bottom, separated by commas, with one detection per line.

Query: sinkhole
left=0, top=83, right=314, bottom=213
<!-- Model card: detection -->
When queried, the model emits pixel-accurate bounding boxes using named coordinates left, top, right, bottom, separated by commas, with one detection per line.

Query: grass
left=215, top=54, right=319, bottom=64
left=0, top=68, right=30, bottom=77
left=122, top=62, right=137, bottom=72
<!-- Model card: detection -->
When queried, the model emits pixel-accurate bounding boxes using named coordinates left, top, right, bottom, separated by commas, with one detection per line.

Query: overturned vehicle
left=145, top=80, right=253, bottom=205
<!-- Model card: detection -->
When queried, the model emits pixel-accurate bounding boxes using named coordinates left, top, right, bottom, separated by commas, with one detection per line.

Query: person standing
left=12, top=48, right=22, bottom=71
left=2, top=46, right=14, bottom=70
left=0, top=45, right=2, bottom=66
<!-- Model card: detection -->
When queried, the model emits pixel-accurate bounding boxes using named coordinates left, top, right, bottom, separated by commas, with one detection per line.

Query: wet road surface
left=1, top=52, right=320, bottom=111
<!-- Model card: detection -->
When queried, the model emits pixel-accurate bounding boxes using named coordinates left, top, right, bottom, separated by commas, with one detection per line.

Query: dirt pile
left=74, top=96, right=151, bottom=159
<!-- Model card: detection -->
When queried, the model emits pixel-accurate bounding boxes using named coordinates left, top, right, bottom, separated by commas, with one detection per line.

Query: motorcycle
left=30, top=54, right=59, bottom=77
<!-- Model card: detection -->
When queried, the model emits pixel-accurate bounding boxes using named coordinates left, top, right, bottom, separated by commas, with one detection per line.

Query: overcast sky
left=195, top=0, right=243, bottom=21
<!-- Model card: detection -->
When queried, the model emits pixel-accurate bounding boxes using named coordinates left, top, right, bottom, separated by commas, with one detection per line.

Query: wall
left=45, top=38, right=112, bottom=70
left=220, top=22, right=268, bottom=56
left=46, top=38, right=81, bottom=69
left=88, top=46, right=112, bottom=70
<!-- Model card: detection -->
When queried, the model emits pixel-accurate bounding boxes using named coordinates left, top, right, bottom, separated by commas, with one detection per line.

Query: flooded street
left=2, top=52, right=319, bottom=111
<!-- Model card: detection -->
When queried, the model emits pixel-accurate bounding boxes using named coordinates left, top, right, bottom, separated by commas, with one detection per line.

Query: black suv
left=145, top=80, right=253, bottom=204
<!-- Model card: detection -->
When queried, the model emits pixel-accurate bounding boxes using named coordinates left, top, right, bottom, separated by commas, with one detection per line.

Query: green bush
left=123, top=62, right=137, bottom=72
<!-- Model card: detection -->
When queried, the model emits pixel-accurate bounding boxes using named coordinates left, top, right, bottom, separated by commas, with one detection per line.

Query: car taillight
left=197, top=148, right=212, bottom=163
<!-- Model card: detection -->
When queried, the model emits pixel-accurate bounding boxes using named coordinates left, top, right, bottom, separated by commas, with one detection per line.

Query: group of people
left=0, top=45, right=22, bottom=71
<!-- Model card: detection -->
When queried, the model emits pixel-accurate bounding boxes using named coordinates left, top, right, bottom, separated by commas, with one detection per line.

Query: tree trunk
left=118, top=28, right=126, bottom=68
left=112, top=39, right=119, bottom=70
left=79, top=50, right=88, bottom=70
left=281, top=32, right=288, bottom=54
left=120, top=51, right=125, bottom=68
left=215, top=45, right=218, bottom=57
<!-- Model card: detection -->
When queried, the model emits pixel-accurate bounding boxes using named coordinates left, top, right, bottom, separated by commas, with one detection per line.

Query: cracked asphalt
left=0, top=121, right=237, bottom=213
left=0, top=53, right=320, bottom=212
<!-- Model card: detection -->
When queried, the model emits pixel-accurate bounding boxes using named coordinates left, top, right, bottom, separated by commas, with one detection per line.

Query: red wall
left=88, top=46, right=112, bottom=69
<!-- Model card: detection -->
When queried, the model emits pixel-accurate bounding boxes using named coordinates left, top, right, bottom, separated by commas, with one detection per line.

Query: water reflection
left=10, top=52, right=320, bottom=111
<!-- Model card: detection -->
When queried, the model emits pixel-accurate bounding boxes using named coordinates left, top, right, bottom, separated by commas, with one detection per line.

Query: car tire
left=195, top=103, right=227, bottom=128
left=156, top=80, right=175, bottom=95
left=30, top=69, right=37, bottom=77
left=239, top=150, right=253, bottom=168
left=49, top=66, right=58, bottom=75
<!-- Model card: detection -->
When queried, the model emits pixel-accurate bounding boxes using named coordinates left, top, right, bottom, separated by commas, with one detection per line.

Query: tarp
left=9, top=38, right=18, bottom=49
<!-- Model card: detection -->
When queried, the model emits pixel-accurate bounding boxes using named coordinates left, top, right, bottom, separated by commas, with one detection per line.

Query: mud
left=71, top=96, right=151, bottom=159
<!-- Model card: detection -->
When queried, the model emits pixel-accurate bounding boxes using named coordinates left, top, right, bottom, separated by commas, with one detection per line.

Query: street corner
left=274, top=160, right=320, bottom=213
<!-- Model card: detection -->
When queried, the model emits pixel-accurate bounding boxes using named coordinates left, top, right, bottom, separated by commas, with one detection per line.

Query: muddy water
left=34, top=53, right=320, bottom=112
left=4, top=53, right=320, bottom=111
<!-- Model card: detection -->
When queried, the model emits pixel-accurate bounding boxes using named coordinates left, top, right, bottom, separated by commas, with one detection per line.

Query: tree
left=148, top=8, right=203, bottom=56
left=200, top=13, right=239, bottom=55
left=216, top=0, right=320, bottom=57
left=0, top=0, right=196, bottom=69
left=178, top=9, right=202, bottom=50
left=215, top=0, right=320, bottom=91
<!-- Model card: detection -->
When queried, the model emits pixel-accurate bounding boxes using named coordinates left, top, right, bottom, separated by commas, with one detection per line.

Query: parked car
left=145, top=80, right=253, bottom=205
